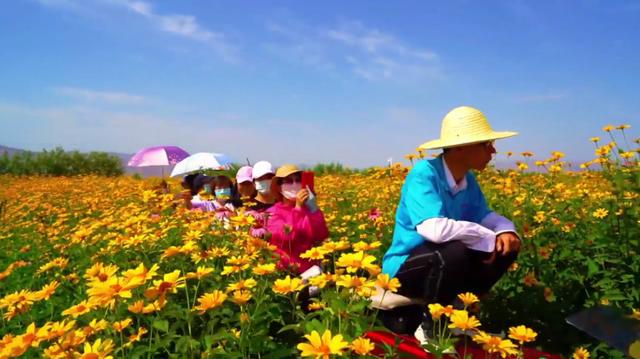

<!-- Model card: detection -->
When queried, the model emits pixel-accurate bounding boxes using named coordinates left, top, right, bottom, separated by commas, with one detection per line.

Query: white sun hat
left=419, top=106, right=518, bottom=150
left=252, top=160, right=275, bottom=179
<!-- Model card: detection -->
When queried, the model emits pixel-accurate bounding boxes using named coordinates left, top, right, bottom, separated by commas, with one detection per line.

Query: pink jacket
left=266, top=202, right=329, bottom=274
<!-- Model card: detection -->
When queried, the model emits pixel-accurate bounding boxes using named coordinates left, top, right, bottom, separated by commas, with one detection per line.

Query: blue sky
left=0, top=0, right=638, bottom=167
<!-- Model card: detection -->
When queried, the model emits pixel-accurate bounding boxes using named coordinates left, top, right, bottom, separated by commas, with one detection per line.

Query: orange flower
left=272, top=276, right=304, bottom=295
left=193, top=290, right=227, bottom=314
left=230, top=290, right=252, bottom=305
left=508, top=325, right=538, bottom=344
left=112, top=318, right=132, bottom=332
left=375, top=273, right=401, bottom=293
left=62, top=300, right=94, bottom=318
left=350, top=337, right=375, bottom=355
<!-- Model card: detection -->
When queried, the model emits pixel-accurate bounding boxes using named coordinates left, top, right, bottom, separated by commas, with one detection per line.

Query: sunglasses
left=280, top=174, right=302, bottom=185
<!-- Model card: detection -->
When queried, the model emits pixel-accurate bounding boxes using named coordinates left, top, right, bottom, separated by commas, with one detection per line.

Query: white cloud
left=53, top=87, right=147, bottom=105
left=266, top=19, right=442, bottom=83
left=36, top=0, right=239, bottom=63
left=116, top=0, right=238, bottom=62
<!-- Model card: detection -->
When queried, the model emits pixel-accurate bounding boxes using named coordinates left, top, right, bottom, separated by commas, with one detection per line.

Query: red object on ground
left=364, top=330, right=562, bottom=359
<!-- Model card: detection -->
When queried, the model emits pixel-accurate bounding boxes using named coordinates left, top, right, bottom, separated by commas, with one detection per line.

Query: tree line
left=0, top=147, right=123, bottom=176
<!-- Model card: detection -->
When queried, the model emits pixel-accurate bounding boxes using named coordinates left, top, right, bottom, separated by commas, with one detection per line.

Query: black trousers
left=381, top=240, right=517, bottom=334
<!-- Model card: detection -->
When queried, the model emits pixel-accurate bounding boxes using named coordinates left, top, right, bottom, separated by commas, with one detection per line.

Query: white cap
left=252, top=160, right=274, bottom=179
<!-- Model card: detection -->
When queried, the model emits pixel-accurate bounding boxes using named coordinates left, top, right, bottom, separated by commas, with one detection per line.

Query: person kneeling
left=381, top=106, right=521, bottom=338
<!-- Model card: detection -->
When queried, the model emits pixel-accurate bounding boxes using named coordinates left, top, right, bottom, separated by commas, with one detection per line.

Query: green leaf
left=276, top=323, right=300, bottom=334
left=152, top=319, right=169, bottom=333
left=587, top=259, right=599, bottom=278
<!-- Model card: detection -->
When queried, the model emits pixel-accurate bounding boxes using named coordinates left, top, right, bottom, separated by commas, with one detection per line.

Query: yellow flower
left=375, top=274, right=401, bottom=293
left=352, top=240, right=382, bottom=252
left=428, top=303, right=454, bottom=321
left=272, top=276, right=305, bottom=295
left=122, top=263, right=159, bottom=283
left=184, top=229, right=203, bottom=241
left=300, top=247, right=328, bottom=261
left=226, top=278, right=257, bottom=292
left=336, top=251, right=378, bottom=273
left=308, top=273, right=333, bottom=289
left=448, top=309, right=481, bottom=331
left=221, top=264, right=250, bottom=276
left=151, top=270, right=185, bottom=295
left=87, top=276, right=141, bottom=308
left=616, top=124, right=630, bottom=130
left=61, top=300, right=94, bottom=318
left=457, top=292, right=479, bottom=307
left=193, top=290, right=227, bottom=314
left=589, top=137, right=600, bottom=143
left=472, top=331, right=518, bottom=358
left=517, top=162, right=528, bottom=171
left=253, top=263, right=277, bottom=276
left=125, top=327, right=148, bottom=347
left=78, top=338, right=115, bottom=359
left=603, top=125, right=614, bottom=132
left=631, top=309, right=640, bottom=320
left=34, top=280, right=59, bottom=301
left=350, top=337, right=375, bottom=355
left=230, top=290, right=252, bottom=305
left=296, top=330, right=349, bottom=358
left=308, top=301, right=325, bottom=311
left=534, top=211, right=546, bottom=223
left=573, top=347, right=590, bottom=359
left=335, top=275, right=376, bottom=296
left=508, top=325, right=537, bottom=344
left=592, top=208, right=608, bottom=219
left=80, top=320, right=107, bottom=338
left=185, top=266, right=214, bottom=280
left=620, top=151, right=635, bottom=160
left=127, top=300, right=146, bottom=314
left=112, top=318, right=132, bottom=332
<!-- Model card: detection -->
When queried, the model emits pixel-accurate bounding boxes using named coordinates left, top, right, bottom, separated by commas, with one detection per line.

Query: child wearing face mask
left=188, top=175, right=239, bottom=216
left=265, top=164, right=329, bottom=275
left=211, top=175, right=240, bottom=213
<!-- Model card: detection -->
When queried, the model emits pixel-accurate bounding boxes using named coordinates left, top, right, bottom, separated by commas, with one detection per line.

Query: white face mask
left=255, top=179, right=272, bottom=194
left=281, top=183, right=301, bottom=200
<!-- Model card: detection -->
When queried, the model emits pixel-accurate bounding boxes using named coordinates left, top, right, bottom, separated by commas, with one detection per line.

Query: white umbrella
left=170, top=152, right=233, bottom=177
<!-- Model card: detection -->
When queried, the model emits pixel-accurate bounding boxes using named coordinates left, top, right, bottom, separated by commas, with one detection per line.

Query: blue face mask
left=203, top=184, right=212, bottom=194
left=215, top=187, right=231, bottom=198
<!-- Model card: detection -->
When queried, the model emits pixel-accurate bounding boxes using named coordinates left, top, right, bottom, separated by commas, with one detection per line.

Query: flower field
left=0, top=127, right=638, bottom=358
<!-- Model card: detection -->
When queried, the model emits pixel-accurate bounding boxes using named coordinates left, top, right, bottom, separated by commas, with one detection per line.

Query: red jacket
left=266, top=202, right=329, bottom=274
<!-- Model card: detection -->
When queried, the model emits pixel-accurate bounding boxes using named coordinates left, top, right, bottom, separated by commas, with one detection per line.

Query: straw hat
left=419, top=106, right=518, bottom=150
left=275, top=164, right=301, bottom=178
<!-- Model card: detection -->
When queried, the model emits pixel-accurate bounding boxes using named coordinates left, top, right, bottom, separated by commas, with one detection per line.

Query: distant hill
left=0, top=145, right=168, bottom=177
left=0, top=145, right=24, bottom=157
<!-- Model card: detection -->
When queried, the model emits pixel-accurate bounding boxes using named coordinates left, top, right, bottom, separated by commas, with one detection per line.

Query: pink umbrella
left=128, top=146, right=190, bottom=167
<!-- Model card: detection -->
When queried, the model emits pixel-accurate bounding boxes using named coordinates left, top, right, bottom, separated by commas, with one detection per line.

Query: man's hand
left=495, top=232, right=520, bottom=255
left=483, top=232, right=520, bottom=264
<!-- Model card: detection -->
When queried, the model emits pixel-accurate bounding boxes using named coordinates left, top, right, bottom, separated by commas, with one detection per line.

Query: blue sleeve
left=403, top=166, right=445, bottom=228
left=468, top=174, right=492, bottom=223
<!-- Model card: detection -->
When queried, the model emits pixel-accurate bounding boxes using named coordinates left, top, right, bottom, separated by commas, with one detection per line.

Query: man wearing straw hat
left=381, top=106, right=521, bottom=335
